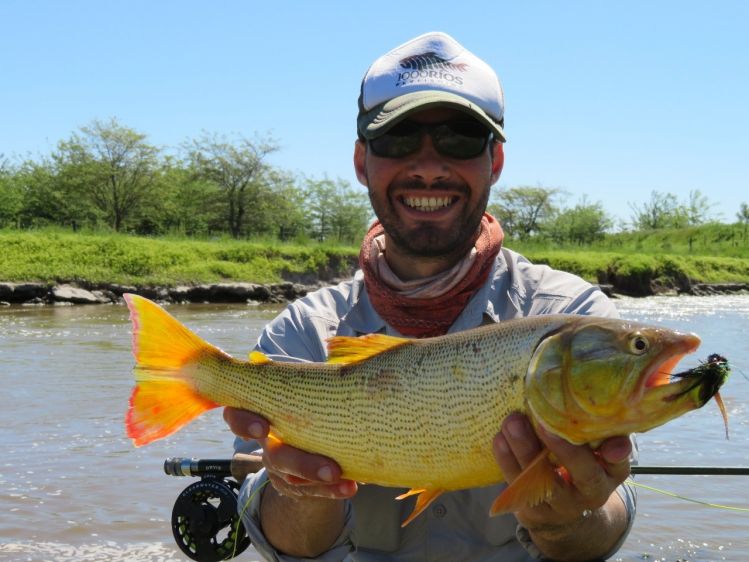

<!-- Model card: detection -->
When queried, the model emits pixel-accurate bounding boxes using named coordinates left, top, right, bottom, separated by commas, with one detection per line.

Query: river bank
left=0, top=280, right=325, bottom=306
left=2, top=230, right=749, bottom=305
left=1, top=277, right=748, bottom=306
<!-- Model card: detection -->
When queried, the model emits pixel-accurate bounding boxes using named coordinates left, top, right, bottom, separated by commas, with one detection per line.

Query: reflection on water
left=0, top=296, right=747, bottom=562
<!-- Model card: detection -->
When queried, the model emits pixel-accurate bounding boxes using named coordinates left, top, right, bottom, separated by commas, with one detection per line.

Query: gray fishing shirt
left=236, top=247, right=637, bottom=561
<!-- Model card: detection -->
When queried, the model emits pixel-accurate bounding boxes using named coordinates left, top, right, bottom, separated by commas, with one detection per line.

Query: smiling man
left=224, top=31, right=636, bottom=561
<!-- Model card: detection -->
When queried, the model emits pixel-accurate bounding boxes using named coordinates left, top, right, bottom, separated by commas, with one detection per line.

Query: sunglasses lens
left=433, top=121, right=491, bottom=159
left=369, top=119, right=491, bottom=159
left=369, top=121, right=422, bottom=158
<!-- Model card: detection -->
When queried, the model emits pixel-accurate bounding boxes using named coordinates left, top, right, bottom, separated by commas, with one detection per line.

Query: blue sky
left=1, top=1, right=747, bottom=225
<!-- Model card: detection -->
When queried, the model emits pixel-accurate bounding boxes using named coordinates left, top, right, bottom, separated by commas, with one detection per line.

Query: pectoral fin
left=490, top=448, right=556, bottom=515
left=396, top=487, right=444, bottom=527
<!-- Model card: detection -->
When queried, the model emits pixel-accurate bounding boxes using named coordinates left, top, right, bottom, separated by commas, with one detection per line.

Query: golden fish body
left=124, top=294, right=725, bottom=520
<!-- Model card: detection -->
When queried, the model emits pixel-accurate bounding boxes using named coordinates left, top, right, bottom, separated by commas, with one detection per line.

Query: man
left=224, top=31, right=635, bottom=561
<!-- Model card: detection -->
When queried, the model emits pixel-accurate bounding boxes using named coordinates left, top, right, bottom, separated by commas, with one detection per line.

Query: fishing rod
left=162, top=456, right=749, bottom=562
left=631, top=466, right=749, bottom=475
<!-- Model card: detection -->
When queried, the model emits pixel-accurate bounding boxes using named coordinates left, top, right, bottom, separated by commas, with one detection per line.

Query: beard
left=368, top=178, right=490, bottom=259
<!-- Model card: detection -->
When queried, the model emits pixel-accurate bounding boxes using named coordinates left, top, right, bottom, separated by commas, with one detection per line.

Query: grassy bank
left=1, top=229, right=749, bottom=293
left=0, top=229, right=358, bottom=286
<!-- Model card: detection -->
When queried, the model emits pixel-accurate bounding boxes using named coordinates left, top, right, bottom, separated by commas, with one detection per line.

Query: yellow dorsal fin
left=326, top=333, right=411, bottom=366
left=490, top=448, right=556, bottom=515
left=396, top=487, right=444, bottom=527
left=249, top=350, right=271, bottom=365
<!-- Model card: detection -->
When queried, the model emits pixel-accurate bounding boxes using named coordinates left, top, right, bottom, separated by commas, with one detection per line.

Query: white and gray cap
left=357, top=31, right=506, bottom=142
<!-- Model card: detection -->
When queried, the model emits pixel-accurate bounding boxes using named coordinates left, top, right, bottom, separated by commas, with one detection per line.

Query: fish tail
left=124, top=293, right=221, bottom=447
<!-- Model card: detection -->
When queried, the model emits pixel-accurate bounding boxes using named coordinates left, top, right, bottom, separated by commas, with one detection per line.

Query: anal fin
left=490, top=448, right=556, bottom=515
left=396, top=487, right=444, bottom=527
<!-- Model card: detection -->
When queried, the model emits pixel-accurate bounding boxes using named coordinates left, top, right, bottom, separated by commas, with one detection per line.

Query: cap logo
left=396, top=51, right=467, bottom=87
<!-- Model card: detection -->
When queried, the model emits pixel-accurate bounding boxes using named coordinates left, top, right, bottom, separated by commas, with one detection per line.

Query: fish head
left=524, top=316, right=721, bottom=444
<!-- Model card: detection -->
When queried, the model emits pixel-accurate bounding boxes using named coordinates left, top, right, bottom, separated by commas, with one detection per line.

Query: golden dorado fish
left=123, top=293, right=729, bottom=525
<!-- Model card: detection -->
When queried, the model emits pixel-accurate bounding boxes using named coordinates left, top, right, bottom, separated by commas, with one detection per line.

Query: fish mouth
left=641, top=332, right=701, bottom=396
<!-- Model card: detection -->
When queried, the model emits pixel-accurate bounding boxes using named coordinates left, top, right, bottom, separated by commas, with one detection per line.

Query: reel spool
left=171, top=477, right=250, bottom=561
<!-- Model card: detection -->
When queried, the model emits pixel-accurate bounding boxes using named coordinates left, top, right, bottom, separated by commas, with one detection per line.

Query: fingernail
left=248, top=422, right=264, bottom=439
left=494, top=434, right=509, bottom=455
left=506, top=417, right=526, bottom=440
left=317, top=465, right=333, bottom=482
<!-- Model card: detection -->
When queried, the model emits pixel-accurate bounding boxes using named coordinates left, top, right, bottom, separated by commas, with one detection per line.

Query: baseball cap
left=357, top=31, right=506, bottom=142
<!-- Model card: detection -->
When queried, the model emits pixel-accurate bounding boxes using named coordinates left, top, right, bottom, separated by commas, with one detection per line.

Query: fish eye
left=629, top=334, right=650, bottom=355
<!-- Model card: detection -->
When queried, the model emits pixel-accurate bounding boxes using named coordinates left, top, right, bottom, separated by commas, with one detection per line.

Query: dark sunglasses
left=368, top=119, right=493, bottom=160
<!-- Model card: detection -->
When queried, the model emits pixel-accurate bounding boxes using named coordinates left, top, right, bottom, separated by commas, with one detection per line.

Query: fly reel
left=167, top=458, right=250, bottom=561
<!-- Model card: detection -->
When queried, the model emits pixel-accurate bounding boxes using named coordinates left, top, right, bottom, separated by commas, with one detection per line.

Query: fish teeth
left=404, top=196, right=452, bottom=211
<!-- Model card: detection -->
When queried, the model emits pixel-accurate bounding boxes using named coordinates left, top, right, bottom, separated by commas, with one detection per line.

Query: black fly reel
left=171, top=476, right=250, bottom=561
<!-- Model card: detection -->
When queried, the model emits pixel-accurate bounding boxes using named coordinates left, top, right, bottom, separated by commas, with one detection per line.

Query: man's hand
left=223, top=406, right=357, bottom=499
left=223, top=406, right=356, bottom=557
left=493, top=413, right=631, bottom=560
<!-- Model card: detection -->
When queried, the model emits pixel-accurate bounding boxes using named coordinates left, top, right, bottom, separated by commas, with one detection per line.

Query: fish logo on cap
left=398, top=51, right=469, bottom=73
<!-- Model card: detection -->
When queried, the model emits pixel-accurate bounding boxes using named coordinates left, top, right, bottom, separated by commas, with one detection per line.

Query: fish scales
left=191, top=316, right=572, bottom=490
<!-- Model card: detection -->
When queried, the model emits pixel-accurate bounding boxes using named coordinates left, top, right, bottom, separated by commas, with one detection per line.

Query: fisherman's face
left=354, top=107, right=503, bottom=260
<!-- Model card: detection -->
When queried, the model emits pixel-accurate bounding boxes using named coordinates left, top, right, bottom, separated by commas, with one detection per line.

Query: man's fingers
left=500, top=414, right=544, bottom=467
left=537, top=426, right=628, bottom=504
left=263, top=436, right=345, bottom=485
left=492, top=433, right=522, bottom=481
left=597, top=436, right=632, bottom=465
left=223, top=407, right=269, bottom=440
left=266, top=471, right=357, bottom=500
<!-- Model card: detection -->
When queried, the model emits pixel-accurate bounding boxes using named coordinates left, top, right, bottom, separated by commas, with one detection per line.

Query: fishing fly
left=669, top=353, right=730, bottom=438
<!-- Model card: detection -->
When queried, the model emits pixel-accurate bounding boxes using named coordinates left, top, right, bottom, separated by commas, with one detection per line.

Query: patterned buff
left=360, top=213, right=504, bottom=338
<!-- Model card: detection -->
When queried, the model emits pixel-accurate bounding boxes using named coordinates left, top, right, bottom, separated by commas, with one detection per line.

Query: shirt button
left=432, top=504, right=447, bottom=518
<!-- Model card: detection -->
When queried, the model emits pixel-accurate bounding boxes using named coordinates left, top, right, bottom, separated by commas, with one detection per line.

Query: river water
left=0, top=295, right=747, bottom=562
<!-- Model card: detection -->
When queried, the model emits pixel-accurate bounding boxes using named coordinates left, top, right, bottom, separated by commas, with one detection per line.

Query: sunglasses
left=368, top=119, right=493, bottom=160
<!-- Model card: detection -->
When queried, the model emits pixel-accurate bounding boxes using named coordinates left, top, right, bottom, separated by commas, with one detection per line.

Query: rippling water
left=0, top=296, right=747, bottom=562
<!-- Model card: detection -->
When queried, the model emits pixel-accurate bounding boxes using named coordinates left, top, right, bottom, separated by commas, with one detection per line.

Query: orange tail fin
left=124, top=293, right=221, bottom=447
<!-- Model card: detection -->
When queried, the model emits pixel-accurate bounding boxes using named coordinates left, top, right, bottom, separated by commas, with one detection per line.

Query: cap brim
left=358, top=91, right=506, bottom=142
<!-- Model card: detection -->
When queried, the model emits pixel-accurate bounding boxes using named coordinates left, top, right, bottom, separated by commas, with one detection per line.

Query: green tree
left=0, top=160, right=24, bottom=228
left=629, top=190, right=716, bottom=231
left=54, top=118, right=161, bottom=231
left=738, top=202, right=749, bottom=243
left=304, top=178, right=370, bottom=243
left=185, top=132, right=279, bottom=238
left=546, top=197, right=613, bottom=245
left=629, top=191, right=682, bottom=230
left=488, top=185, right=563, bottom=239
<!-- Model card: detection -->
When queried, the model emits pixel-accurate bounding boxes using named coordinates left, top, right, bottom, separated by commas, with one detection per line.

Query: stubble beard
left=368, top=178, right=490, bottom=259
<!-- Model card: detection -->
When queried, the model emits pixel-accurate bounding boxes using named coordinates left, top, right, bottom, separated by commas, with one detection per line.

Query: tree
left=629, top=191, right=682, bottom=230
left=0, top=160, right=23, bottom=228
left=488, top=185, right=563, bottom=239
left=546, top=197, right=613, bottom=245
left=738, top=202, right=749, bottom=243
left=54, top=118, right=161, bottom=231
left=629, top=190, right=717, bottom=231
left=684, top=189, right=718, bottom=225
left=185, top=132, right=282, bottom=238
left=304, top=178, right=371, bottom=243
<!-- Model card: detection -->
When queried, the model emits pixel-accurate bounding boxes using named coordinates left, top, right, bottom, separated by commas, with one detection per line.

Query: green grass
left=0, top=229, right=358, bottom=286
left=1, top=227, right=748, bottom=291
